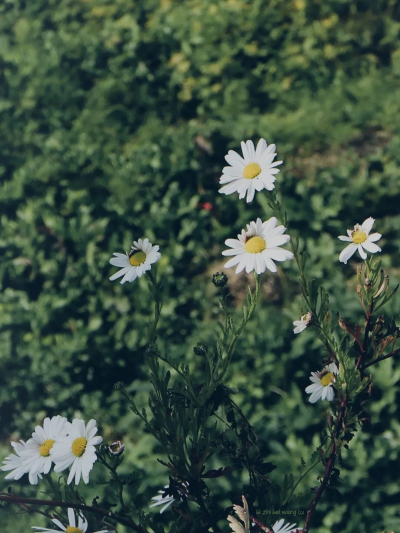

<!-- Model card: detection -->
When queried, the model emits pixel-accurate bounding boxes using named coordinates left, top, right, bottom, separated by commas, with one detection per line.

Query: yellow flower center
left=243, top=162, right=261, bottom=180
left=352, top=230, right=367, bottom=244
left=39, top=439, right=55, bottom=457
left=71, top=437, right=87, bottom=457
left=244, top=236, right=266, bottom=254
left=66, top=528, right=83, bottom=533
left=321, top=372, right=334, bottom=387
left=129, top=251, right=146, bottom=266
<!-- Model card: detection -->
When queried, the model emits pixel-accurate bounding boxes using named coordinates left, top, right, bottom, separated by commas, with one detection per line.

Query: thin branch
left=362, top=347, right=400, bottom=370
left=0, top=494, right=148, bottom=533
left=303, top=398, right=347, bottom=532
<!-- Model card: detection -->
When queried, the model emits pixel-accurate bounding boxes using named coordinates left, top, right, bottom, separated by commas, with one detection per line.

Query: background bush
left=1, top=0, right=400, bottom=531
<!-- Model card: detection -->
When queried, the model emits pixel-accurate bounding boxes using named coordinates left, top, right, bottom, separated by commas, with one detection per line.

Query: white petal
left=224, top=256, right=243, bottom=269
left=368, top=232, right=382, bottom=242
left=219, top=180, right=242, bottom=195
left=267, top=235, right=290, bottom=248
left=357, top=245, right=367, bottom=260
left=361, top=217, right=375, bottom=235
left=120, top=267, right=135, bottom=284
left=362, top=241, right=381, bottom=254
left=219, top=173, right=241, bottom=184
left=309, top=389, right=323, bottom=403
left=222, top=165, right=243, bottom=177
left=265, top=248, right=294, bottom=262
left=339, top=243, right=357, bottom=264
left=109, top=266, right=131, bottom=281
left=264, top=256, right=277, bottom=273
left=326, top=387, right=335, bottom=401
left=246, top=181, right=255, bottom=203
left=225, top=150, right=245, bottom=168
left=338, top=235, right=352, bottom=242
left=68, top=508, right=75, bottom=527
left=240, top=141, right=250, bottom=162
left=246, top=140, right=255, bottom=161
left=255, top=138, right=267, bottom=159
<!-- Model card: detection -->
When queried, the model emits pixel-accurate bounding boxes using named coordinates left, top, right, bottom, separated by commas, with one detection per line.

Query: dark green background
left=1, top=0, right=400, bottom=531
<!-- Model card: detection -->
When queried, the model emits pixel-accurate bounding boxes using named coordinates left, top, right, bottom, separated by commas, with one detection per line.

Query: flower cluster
left=1, top=417, right=102, bottom=486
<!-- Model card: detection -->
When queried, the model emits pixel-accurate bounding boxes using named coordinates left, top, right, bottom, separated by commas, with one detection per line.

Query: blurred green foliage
left=1, top=0, right=400, bottom=531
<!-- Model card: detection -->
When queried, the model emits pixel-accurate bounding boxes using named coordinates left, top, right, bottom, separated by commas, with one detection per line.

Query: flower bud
left=193, top=342, right=208, bottom=356
left=212, top=272, right=228, bottom=288
left=109, top=440, right=124, bottom=456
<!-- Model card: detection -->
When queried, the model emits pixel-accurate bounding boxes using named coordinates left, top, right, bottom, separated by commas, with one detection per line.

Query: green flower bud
left=193, top=342, right=208, bottom=356
left=212, top=272, right=228, bottom=288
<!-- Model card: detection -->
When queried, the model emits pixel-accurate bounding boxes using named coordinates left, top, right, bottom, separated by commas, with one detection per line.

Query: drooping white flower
left=32, top=507, right=111, bottom=533
left=51, top=419, right=102, bottom=485
left=219, top=138, right=282, bottom=203
left=1, top=440, right=41, bottom=484
left=222, top=217, right=293, bottom=274
left=109, top=238, right=161, bottom=284
left=305, top=363, right=339, bottom=403
left=149, top=482, right=187, bottom=514
left=293, top=312, right=312, bottom=334
left=272, top=519, right=299, bottom=533
left=227, top=496, right=250, bottom=533
left=12, top=416, right=69, bottom=485
left=338, top=217, right=382, bottom=264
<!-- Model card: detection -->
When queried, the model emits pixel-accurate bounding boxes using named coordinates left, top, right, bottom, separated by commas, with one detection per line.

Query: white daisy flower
left=32, top=507, right=111, bottom=533
left=338, top=217, right=382, bottom=264
left=305, top=363, right=339, bottom=403
left=13, top=416, right=69, bottom=485
left=219, top=138, right=282, bottom=203
left=1, top=440, right=42, bottom=484
left=222, top=217, right=293, bottom=274
left=51, top=419, right=102, bottom=485
left=149, top=483, right=187, bottom=514
left=109, top=238, right=161, bottom=284
left=293, top=312, right=312, bottom=334
left=272, top=519, right=299, bottom=533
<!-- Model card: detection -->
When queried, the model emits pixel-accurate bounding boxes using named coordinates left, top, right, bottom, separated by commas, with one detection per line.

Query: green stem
left=282, top=459, right=322, bottom=506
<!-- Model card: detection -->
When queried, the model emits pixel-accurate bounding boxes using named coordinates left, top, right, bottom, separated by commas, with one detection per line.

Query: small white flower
left=149, top=483, right=187, bottom=514
left=293, top=312, right=312, bottom=334
left=338, top=217, right=382, bottom=264
left=1, top=440, right=42, bottom=484
left=51, top=419, right=102, bottom=485
left=272, top=519, right=299, bottom=533
left=32, top=507, right=111, bottom=533
left=305, top=363, right=339, bottom=403
left=109, top=238, right=161, bottom=284
left=219, top=138, right=282, bottom=203
left=13, top=416, right=69, bottom=485
left=222, top=217, right=293, bottom=274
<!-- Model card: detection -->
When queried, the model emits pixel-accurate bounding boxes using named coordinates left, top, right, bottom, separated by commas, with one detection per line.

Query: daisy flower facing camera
left=338, top=217, right=382, bottom=264
left=109, top=238, right=161, bottom=284
left=222, top=217, right=293, bottom=274
left=32, top=507, right=111, bottom=533
left=305, top=363, right=339, bottom=404
left=219, top=138, right=282, bottom=203
left=51, top=419, right=102, bottom=485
